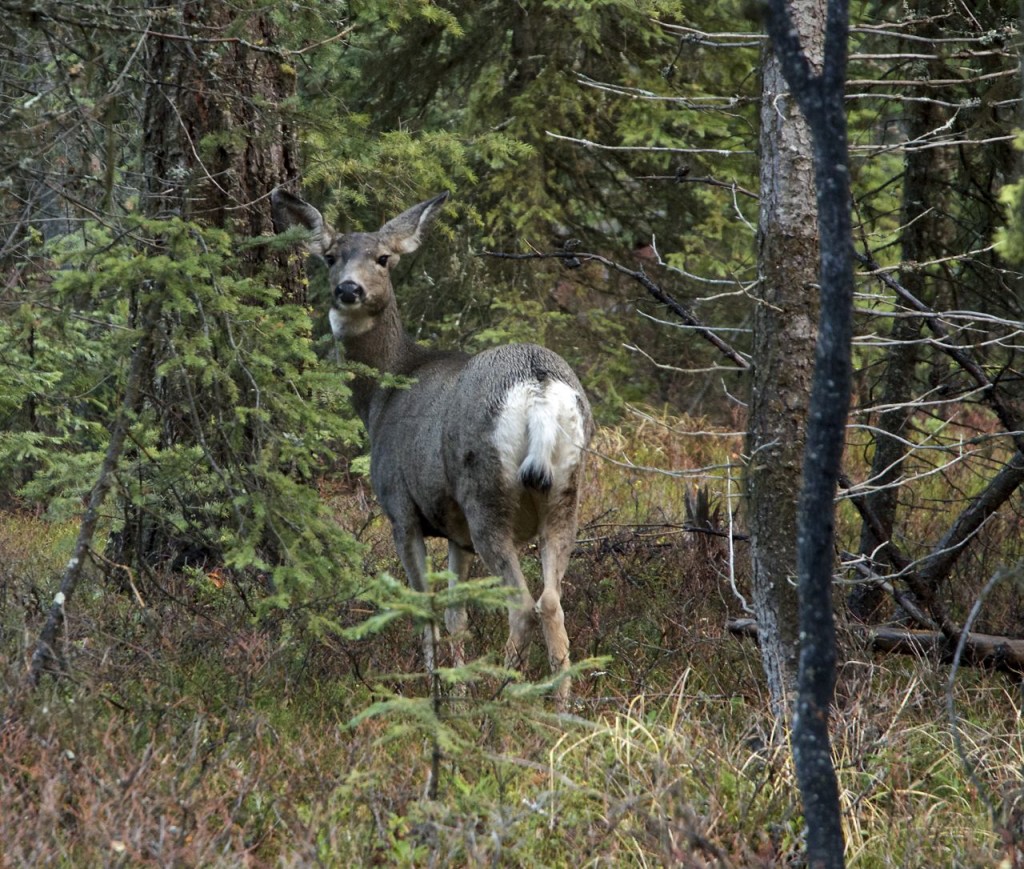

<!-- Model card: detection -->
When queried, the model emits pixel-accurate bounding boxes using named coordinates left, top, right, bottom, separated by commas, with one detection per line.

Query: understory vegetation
left=4, top=1, right=1024, bottom=864
left=2, top=414, right=1019, bottom=866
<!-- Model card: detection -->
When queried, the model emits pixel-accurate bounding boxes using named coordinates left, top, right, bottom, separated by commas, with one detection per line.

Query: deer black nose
left=336, top=280, right=364, bottom=305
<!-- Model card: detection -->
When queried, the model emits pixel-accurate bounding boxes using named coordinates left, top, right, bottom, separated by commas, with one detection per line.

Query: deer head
left=271, top=188, right=449, bottom=338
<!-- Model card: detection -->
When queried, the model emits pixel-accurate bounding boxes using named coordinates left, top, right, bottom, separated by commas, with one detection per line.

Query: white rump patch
left=493, top=380, right=586, bottom=492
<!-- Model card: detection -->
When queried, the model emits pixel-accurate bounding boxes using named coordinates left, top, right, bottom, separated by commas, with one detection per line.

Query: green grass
left=1, top=412, right=1020, bottom=865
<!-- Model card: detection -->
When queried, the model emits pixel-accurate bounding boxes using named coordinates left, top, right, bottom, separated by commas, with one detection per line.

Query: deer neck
left=340, top=302, right=422, bottom=422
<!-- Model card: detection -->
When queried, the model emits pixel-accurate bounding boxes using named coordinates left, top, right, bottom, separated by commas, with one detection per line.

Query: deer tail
left=517, top=380, right=585, bottom=493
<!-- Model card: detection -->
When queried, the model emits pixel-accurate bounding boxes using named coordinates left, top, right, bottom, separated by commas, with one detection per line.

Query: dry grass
left=1, top=412, right=1021, bottom=865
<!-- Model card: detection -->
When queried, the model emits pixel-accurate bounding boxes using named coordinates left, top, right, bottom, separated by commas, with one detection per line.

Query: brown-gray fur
left=272, top=188, right=593, bottom=706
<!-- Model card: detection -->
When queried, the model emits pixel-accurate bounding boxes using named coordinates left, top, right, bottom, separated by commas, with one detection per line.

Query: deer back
left=370, top=340, right=591, bottom=547
left=271, top=187, right=592, bottom=548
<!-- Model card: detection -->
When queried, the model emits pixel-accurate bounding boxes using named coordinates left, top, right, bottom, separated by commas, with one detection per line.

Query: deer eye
left=323, top=253, right=337, bottom=267
left=377, top=254, right=390, bottom=268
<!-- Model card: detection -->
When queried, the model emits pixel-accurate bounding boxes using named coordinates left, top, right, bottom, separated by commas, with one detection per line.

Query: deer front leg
left=393, top=527, right=440, bottom=677
left=446, top=542, right=473, bottom=669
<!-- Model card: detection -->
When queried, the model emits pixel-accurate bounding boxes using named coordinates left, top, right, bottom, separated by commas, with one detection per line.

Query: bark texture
left=119, top=2, right=305, bottom=570
left=144, top=2, right=301, bottom=287
left=765, top=0, right=850, bottom=865
left=748, top=16, right=821, bottom=721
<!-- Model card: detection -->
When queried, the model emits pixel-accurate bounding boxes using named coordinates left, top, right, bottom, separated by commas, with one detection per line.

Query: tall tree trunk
left=179, top=4, right=301, bottom=284
left=849, top=3, right=950, bottom=621
left=765, top=0, right=851, bottom=864
left=748, top=1, right=822, bottom=721
left=144, top=1, right=301, bottom=285
left=115, top=1, right=304, bottom=570
left=29, top=3, right=306, bottom=678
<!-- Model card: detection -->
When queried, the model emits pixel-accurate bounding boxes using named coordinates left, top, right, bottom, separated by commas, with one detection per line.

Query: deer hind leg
left=393, top=526, right=441, bottom=676
left=536, top=497, right=580, bottom=708
left=446, top=542, right=473, bottom=669
left=470, top=532, right=535, bottom=673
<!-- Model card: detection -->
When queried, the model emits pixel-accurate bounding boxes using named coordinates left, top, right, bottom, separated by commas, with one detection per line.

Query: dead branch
left=28, top=298, right=160, bottom=686
left=480, top=249, right=751, bottom=370
left=845, top=251, right=1024, bottom=635
left=727, top=618, right=1024, bottom=676
left=855, top=250, right=1024, bottom=446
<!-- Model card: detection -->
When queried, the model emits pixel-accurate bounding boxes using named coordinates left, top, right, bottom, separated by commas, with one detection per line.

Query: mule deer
left=272, top=188, right=593, bottom=704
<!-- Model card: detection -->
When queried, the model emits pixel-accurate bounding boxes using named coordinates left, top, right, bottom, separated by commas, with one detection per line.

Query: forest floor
left=0, top=417, right=1020, bottom=866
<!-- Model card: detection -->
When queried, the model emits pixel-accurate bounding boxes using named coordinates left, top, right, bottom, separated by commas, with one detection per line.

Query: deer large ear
left=271, top=188, right=335, bottom=258
left=378, top=192, right=450, bottom=255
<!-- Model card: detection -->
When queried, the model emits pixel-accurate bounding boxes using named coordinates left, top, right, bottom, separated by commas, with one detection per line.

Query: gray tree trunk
left=112, top=1, right=304, bottom=570
left=748, top=0, right=824, bottom=721
left=765, top=0, right=851, bottom=864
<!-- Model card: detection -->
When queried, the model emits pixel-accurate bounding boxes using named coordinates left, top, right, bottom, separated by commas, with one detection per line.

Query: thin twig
left=481, top=249, right=751, bottom=370
left=946, top=567, right=1011, bottom=826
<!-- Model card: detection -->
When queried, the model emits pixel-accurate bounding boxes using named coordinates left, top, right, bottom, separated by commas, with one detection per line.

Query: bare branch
left=481, top=249, right=751, bottom=370
left=855, top=250, right=1024, bottom=448
left=29, top=298, right=161, bottom=686
left=545, top=131, right=752, bottom=157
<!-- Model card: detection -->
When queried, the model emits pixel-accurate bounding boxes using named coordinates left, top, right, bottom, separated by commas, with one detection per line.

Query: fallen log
left=727, top=618, right=1024, bottom=676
